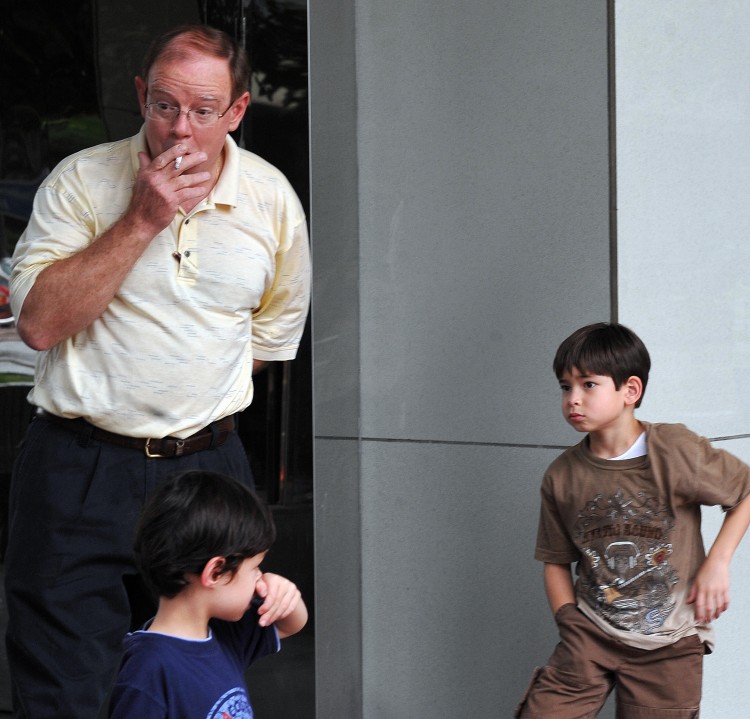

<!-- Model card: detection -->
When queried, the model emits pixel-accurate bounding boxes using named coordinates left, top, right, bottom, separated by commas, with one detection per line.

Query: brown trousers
left=515, top=604, right=704, bottom=719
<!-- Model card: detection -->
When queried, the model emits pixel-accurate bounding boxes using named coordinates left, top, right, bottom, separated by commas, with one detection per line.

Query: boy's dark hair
left=134, top=470, right=276, bottom=599
left=553, top=322, right=651, bottom=408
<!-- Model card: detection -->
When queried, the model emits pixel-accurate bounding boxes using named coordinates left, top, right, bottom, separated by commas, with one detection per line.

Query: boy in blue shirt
left=516, top=322, right=750, bottom=718
left=109, top=470, right=308, bottom=718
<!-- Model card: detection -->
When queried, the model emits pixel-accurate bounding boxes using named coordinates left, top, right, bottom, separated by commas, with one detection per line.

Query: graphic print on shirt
left=574, top=488, right=678, bottom=634
left=206, top=687, right=253, bottom=719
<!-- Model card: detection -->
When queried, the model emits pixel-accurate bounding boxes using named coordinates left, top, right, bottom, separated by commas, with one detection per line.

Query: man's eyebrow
left=147, top=87, right=222, bottom=103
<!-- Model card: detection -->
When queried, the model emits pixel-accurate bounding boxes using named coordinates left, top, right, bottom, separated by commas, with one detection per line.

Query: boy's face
left=213, top=551, right=266, bottom=622
left=558, top=367, right=633, bottom=435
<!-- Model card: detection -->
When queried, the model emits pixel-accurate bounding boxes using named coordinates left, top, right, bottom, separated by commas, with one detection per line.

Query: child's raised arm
left=255, top=573, right=309, bottom=639
left=688, top=492, right=750, bottom=624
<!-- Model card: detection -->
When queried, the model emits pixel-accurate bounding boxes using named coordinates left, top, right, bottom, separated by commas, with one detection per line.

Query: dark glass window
left=1, top=5, right=314, bottom=714
left=1, top=0, right=313, bottom=506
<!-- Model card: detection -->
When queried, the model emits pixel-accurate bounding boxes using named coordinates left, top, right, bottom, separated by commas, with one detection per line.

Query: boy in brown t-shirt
left=515, top=322, right=750, bottom=719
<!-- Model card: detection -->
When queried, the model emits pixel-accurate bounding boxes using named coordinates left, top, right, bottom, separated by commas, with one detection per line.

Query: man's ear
left=226, top=91, right=251, bottom=132
left=201, top=556, right=227, bottom=587
left=623, top=375, right=643, bottom=407
left=135, top=76, right=147, bottom=119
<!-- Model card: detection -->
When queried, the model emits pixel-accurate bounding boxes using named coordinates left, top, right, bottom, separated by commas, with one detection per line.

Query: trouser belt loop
left=208, top=420, right=220, bottom=450
left=76, top=420, right=95, bottom=448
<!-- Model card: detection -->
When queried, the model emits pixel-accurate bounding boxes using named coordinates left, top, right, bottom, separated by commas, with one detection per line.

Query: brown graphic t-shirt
left=535, top=422, right=750, bottom=651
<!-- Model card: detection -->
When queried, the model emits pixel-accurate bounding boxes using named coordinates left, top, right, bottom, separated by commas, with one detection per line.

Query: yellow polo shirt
left=11, top=128, right=310, bottom=438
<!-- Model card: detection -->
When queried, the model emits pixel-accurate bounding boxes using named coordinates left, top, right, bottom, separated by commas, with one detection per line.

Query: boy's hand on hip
left=686, top=556, right=730, bottom=623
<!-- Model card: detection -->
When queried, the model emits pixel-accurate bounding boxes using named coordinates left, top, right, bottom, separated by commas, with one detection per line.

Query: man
left=6, top=24, right=310, bottom=718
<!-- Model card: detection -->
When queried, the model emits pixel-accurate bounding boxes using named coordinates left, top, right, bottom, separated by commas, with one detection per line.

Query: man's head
left=553, top=322, right=651, bottom=408
left=140, top=25, right=250, bottom=102
left=134, top=25, right=251, bottom=173
left=134, top=470, right=276, bottom=599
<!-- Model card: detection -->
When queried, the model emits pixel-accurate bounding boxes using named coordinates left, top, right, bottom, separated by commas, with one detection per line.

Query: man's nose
left=171, top=111, right=193, bottom=134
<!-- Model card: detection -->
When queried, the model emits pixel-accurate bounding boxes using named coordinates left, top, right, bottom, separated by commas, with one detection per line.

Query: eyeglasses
left=144, top=100, right=234, bottom=127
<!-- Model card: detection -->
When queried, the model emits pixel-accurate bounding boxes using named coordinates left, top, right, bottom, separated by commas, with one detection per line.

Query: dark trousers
left=3, top=414, right=253, bottom=719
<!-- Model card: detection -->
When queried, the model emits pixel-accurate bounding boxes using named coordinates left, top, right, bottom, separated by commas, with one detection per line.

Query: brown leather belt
left=37, top=409, right=236, bottom=458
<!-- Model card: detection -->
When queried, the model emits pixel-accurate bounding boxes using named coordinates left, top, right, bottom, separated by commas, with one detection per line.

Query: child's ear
left=201, top=556, right=227, bottom=587
left=623, top=375, right=643, bottom=406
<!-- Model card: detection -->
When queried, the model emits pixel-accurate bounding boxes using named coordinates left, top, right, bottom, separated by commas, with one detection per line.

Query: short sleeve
left=534, top=475, right=581, bottom=564
left=213, top=605, right=280, bottom=668
left=251, top=216, right=311, bottom=361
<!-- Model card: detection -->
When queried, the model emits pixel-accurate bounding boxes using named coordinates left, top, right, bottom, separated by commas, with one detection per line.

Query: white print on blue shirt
left=207, top=687, right=253, bottom=718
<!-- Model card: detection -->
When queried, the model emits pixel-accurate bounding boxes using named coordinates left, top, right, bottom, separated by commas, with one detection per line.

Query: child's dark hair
left=134, top=470, right=276, bottom=599
left=553, top=322, right=651, bottom=408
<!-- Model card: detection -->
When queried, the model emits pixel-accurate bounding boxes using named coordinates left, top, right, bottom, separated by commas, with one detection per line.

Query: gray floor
left=0, top=572, right=8, bottom=716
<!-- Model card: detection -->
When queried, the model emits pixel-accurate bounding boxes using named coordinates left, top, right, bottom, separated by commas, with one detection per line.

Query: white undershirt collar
left=610, top=431, right=647, bottom=460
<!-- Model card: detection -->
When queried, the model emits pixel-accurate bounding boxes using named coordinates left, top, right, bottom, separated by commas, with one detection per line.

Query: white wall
left=311, top=1, right=611, bottom=716
left=311, top=1, right=750, bottom=716
left=616, top=4, right=750, bottom=717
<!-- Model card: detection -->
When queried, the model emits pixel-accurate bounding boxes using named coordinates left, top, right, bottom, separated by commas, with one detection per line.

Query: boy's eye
left=584, top=381, right=597, bottom=389
left=559, top=385, right=571, bottom=393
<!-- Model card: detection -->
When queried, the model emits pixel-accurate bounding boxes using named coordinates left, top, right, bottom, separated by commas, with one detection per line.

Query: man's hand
left=16, top=144, right=215, bottom=349
left=130, top=145, right=210, bottom=234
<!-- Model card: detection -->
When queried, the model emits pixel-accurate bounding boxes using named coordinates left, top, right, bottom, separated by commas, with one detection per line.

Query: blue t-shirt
left=109, top=610, right=280, bottom=719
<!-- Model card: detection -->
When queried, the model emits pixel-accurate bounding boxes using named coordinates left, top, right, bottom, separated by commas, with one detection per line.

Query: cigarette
left=174, top=156, right=183, bottom=170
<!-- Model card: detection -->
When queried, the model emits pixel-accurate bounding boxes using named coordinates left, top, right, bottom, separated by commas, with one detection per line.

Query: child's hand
left=255, top=573, right=302, bottom=628
left=686, top=556, right=731, bottom=624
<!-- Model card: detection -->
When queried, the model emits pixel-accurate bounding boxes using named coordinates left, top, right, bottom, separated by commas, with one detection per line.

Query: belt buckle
left=145, top=438, right=186, bottom=458
left=145, top=438, right=167, bottom=458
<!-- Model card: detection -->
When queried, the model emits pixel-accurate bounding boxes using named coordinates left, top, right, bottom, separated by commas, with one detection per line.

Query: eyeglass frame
left=143, top=96, right=238, bottom=127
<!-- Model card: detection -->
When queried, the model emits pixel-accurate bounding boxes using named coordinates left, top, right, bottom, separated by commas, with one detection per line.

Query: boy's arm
left=688, top=492, right=750, bottom=623
left=255, top=572, right=309, bottom=639
left=543, top=562, right=575, bottom=615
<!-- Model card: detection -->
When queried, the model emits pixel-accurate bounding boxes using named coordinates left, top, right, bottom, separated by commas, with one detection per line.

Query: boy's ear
left=201, top=556, right=227, bottom=587
left=623, top=375, right=643, bottom=406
